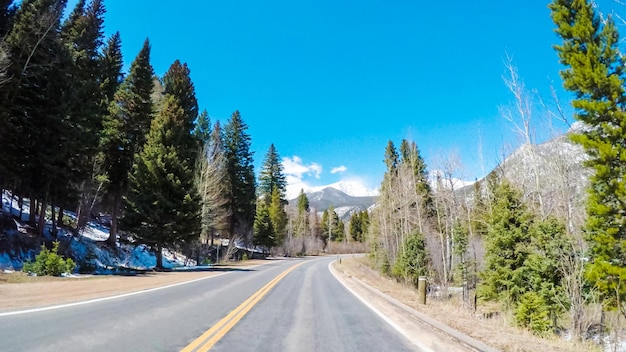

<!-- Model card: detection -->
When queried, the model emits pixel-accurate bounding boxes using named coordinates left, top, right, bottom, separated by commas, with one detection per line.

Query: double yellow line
left=181, top=262, right=304, bottom=352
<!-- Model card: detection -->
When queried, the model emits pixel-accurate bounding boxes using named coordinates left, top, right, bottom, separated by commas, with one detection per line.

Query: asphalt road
left=0, top=256, right=418, bottom=352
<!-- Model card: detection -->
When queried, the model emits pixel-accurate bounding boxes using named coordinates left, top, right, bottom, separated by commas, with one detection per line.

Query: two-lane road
left=1, top=257, right=418, bottom=351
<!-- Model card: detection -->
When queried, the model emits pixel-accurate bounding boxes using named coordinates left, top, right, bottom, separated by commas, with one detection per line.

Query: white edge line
left=0, top=271, right=230, bottom=317
left=328, top=261, right=433, bottom=352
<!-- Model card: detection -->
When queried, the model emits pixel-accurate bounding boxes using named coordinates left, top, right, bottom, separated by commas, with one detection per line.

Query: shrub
left=515, top=291, right=552, bottom=335
left=23, top=241, right=75, bottom=276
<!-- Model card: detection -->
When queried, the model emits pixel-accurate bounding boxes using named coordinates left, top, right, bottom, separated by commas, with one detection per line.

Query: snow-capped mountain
left=288, top=186, right=378, bottom=221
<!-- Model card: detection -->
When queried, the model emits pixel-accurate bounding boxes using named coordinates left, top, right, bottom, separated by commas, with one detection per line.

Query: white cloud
left=330, top=165, right=347, bottom=174
left=282, top=156, right=322, bottom=179
left=282, top=156, right=323, bottom=199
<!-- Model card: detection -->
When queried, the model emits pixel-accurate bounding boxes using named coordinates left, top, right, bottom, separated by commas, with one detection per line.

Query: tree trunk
left=28, top=194, right=36, bottom=226
left=57, top=206, right=64, bottom=230
left=107, top=193, right=119, bottom=248
left=37, top=197, right=47, bottom=237
left=51, top=201, right=57, bottom=238
left=156, top=242, right=163, bottom=269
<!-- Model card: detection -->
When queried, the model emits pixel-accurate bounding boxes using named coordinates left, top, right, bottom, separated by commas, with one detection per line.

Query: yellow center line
left=181, top=261, right=304, bottom=352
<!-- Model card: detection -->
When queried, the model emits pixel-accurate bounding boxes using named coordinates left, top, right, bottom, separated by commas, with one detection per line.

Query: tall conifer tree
left=551, top=0, right=626, bottom=315
left=122, top=94, right=201, bottom=269
left=223, top=111, right=256, bottom=242
left=101, top=39, right=154, bottom=246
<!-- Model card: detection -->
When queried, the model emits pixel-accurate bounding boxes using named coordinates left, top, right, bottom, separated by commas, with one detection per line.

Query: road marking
left=0, top=272, right=229, bottom=317
left=181, top=262, right=304, bottom=352
left=328, top=261, right=433, bottom=352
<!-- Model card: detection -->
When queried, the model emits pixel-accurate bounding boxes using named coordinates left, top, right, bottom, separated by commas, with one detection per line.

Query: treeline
left=0, top=0, right=368, bottom=269
left=368, top=0, right=626, bottom=343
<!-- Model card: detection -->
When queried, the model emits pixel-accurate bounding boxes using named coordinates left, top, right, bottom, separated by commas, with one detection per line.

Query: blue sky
left=66, top=1, right=622, bottom=196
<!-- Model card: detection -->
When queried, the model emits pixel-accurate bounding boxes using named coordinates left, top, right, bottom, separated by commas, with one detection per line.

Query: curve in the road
left=182, top=261, right=304, bottom=352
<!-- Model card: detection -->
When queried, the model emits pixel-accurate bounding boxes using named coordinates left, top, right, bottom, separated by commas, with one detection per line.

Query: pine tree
left=295, top=189, right=310, bottom=238
left=480, top=181, right=534, bottom=305
left=550, top=0, right=626, bottom=315
left=258, top=144, right=288, bottom=244
left=258, top=144, right=287, bottom=198
left=60, top=0, right=106, bottom=230
left=100, top=39, right=154, bottom=246
left=223, top=110, right=256, bottom=242
left=253, top=200, right=274, bottom=252
left=193, top=109, right=211, bottom=144
left=122, top=94, right=201, bottom=269
left=1, top=0, right=73, bottom=233
left=321, top=207, right=343, bottom=242
left=100, top=31, right=123, bottom=105
left=162, top=60, right=198, bottom=139
left=349, top=210, right=369, bottom=242
left=268, top=186, right=287, bottom=246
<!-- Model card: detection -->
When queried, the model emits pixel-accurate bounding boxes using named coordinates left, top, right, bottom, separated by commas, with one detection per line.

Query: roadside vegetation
left=1, top=0, right=626, bottom=349
left=366, top=0, right=626, bottom=349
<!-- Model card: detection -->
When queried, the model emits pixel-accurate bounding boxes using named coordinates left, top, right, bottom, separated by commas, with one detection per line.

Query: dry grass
left=336, top=256, right=600, bottom=352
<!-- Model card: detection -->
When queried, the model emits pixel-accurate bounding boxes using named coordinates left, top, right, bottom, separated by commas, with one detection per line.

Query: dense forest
left=0, top=0, right=362, bottom=267
left=3, top=0, right=626, bottom=346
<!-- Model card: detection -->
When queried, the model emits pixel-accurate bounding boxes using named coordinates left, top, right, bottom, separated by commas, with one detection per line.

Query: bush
left=515, top=291, right=552, bottom=335
left=23, top=241, right=75, bottom=276
left=391, top=231, right=428, bottom=285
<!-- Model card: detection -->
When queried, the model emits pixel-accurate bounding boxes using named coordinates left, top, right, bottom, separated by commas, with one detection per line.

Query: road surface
left=1, top=256, right=418, bottom=351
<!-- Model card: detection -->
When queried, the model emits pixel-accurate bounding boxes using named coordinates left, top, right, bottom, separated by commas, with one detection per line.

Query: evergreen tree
left=258, top=144, right=288, bottom=244
left=122, top=94, right=201, bottom=269
left=1, top=0, right=72, bottom=233
left=253, top=200, right=274, bottom=252
left=162, top=60, right=198, bottom=141
left=268, top=186, right=287, bottom=246
left=480, top=181, right=534, bottom=306
left=391, top=230, right=428, bottom=286
left=294, top=189, right=310, bottom=237
left=258, top=144, right=287, bottom=198
left=100, top=39, right=154, bottom=246
left=550, top=0, right=626, bottom=315
left=193, top=109, right=211, bottom=145
left=60, top=0, right=106, bottom=229
left=321, top=207, right=343, bottom=242
left=100, top=31, right=123, bottom=105
left=349, top=210, right=369, bottom=242
left=399, top=139, right=434, bottom=216
left=223, top=110, right=256, bottom=242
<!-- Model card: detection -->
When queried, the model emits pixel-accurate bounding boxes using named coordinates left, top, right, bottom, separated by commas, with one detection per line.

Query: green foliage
left=349, top=211, right=369, bottom=242
left=515, top=291, right=552, bottom=336
left=258, top=144, right=287, bottom=199
left=480, top=181, right=533, bottom=304
left=122, top=93, right=201, bottom=269
left=268, top=186, right=287, bottom=246
left=223, top=111, right=256, bottom=238
left=391, top=231, right=428, bottom=285
left=253, top=200, right=274, bottom=250
left=294, top=190, right=310, bottom=238
left=23, top=242, right=75, bottom=276
left=321, top=207, right=343, bottom=242
left=480, top=180, right=568, bottom=335
left=550, top=0, right=626, bottom=314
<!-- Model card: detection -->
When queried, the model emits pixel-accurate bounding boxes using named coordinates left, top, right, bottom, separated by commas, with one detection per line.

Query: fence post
left=418, top=276, right=427, bottom=304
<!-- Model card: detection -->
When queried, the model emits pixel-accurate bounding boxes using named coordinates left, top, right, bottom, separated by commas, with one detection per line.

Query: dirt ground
left=0, top=259, right=268, bottom=312
left=333, top=257, right=600, bottom=352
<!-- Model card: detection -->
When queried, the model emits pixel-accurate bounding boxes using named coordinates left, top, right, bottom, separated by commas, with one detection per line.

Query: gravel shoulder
left=333, top=256, right=599, bottom=352
left=0, top=259, right=269, bottom=312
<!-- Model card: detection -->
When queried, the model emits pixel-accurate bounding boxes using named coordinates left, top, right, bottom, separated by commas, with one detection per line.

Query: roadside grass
left=335, top=256, right=600, bottom=352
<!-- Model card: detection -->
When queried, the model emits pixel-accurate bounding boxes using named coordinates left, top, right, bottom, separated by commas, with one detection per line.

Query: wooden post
left=418, top=276, right=427, bottom=304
